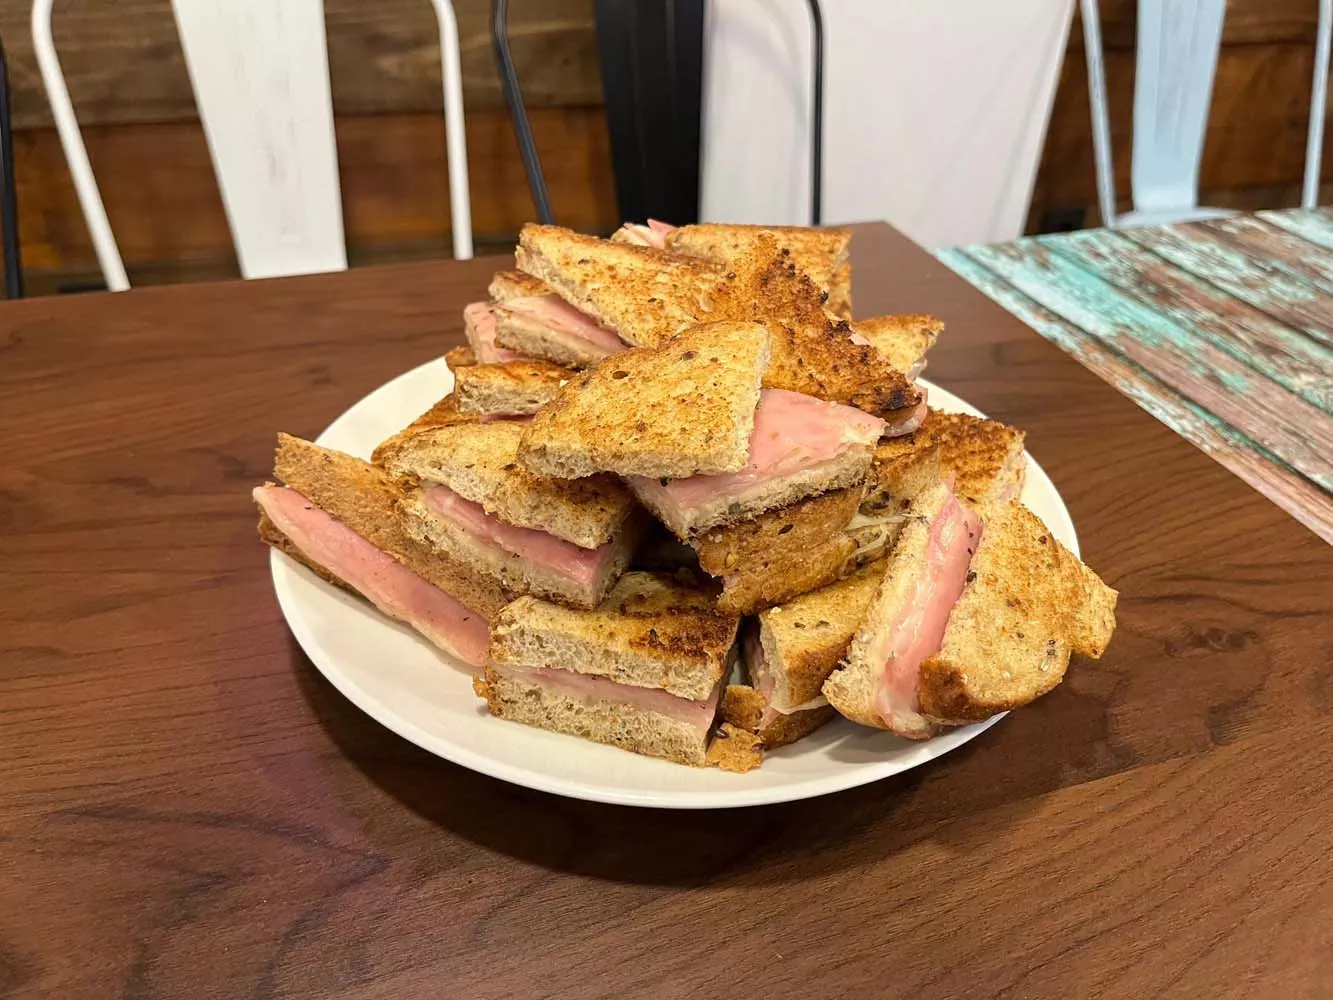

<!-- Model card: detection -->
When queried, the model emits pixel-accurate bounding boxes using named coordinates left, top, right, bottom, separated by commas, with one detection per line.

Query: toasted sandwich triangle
left=519, top=321, right=772, bottom=480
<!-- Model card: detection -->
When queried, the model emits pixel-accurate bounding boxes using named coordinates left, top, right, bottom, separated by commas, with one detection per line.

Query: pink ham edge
left=869, top=492, right=982, bottom=738
left=627, top=388, right=885, bottom=516
left=463, top=302, right=527, bottom=364
left=256, top=486, right=490, bottom=666
left=617, top=219, right=675, bottom=249
left=500, top=295, right=627, bottom=354
left=489, top=662, right=722, bottom=731
left=421, top=485, right=617, bottom=589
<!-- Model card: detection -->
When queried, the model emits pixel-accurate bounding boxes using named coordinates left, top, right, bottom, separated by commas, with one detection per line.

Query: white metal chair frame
left=1080, top=0, right=1333, bottom=228
left=31, top=0, right=473, bottom=292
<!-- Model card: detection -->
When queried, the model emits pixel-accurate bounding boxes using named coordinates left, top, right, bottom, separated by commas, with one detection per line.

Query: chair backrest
left=1080, top=0, right=1333, bottom=226
left=32, top=0, right=473, bottom=292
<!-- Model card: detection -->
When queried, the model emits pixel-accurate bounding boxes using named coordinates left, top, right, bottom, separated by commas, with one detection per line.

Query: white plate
left=271, top=361, right=1079, bottom=808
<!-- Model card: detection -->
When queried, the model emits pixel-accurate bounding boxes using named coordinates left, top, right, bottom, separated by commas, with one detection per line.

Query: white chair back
left=1081, top=0, right=1333, bottom=228
left=31, top=0, right=472, bottom=292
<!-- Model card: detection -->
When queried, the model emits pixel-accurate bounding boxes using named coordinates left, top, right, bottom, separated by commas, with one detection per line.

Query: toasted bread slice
left=756, top=559, right=887, bottom=710
left=454, top=359, right=570, bottom=417
left=715, top=240, right=921, bottom=418
left=829, top=261, right=852, bottom=320
left=489, top=270, right=552, bottom=302
left=519, top=321, right=771, bottom=479
left=475, top=663, right=718, bottom=767
left=721, top=683, right=838, bottom=750
left=399, top=489, right=641, bottom=608
left=918, top=500, right=1117, bottom=722
left=853, top=314, right=941, bottom=377
left=384, top=421, right=636, bottom=549
left=871, top=410, right=1027, bottom=514
left=488, top=571, right=739, bottom=700
left=663, top=223, right=852, bottom=319
left=371, top=394, right=481, bottom=468
left=693, top=486, right=864, bottom=614
left=445, top=345, right=477, bottom=369
left=825, top=487, right=1117, bottom=733
left=516, top=224, right=729, bottom=348
left=262, top=433, right=511, bottom=619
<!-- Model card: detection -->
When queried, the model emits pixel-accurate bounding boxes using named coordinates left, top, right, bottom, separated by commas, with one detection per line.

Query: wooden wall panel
left=1030, top=0, right=1333, bottom=230
left=3, top=0, right=600, bottom=129
left=13, top=107, right=618, bottom=282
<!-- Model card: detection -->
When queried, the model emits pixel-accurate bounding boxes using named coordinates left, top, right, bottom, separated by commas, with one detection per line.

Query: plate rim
left=268, top=361, right=1078, bottom=808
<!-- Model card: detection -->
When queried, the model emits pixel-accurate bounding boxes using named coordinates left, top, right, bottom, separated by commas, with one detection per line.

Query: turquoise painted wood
left=1040, top=229, right=1333, bottom=412
left=936, top=208, right=1333, bottom=544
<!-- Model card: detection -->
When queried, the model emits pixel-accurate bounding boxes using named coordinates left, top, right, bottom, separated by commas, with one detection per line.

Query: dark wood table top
left=3, top=224, right=1331, bottom=999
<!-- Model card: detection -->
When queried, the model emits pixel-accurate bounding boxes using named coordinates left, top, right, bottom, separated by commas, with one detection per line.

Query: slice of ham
left=868, top=492, right=982, bottom=738
left=464, top=302, right=526, bottom=364
left=500, top=295, right=627, bottom=355
left=617, top=219, right=676, bottom=249
left=255, top=486, right=490, bottom=665
left=883, top=384, right=929, bottom=438
left=628, top=388, right=885, bottom=518
left=422, top=485, right=618, bottom=586
left=490, top=662, right=721, bottom=732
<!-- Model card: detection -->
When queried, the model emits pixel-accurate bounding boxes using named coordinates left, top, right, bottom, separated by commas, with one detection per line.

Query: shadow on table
left=291, top=636, right=1121, bottom=889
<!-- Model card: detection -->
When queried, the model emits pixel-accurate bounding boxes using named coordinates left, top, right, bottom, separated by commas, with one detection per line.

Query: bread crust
left=488, top=571, right=739, bottom=700
left=454, top=359, right=569, bottom=416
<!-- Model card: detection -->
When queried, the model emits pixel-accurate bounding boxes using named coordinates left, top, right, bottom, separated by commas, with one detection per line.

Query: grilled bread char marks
left=518, top=321, right=772, bottom=480
left=871, top=411, right=1027, bottom=514
left=488, top=571, right=740, bottom=701
left=516, top=224, right=730, bottom=348
left=693, top=486, right=865, bottom=615
left=663, top=222, right=853, bottom=320
left=717, top=238, right=922, bottom=419
left=919, top=500, right=1117, bottom=722
left=852, top=314, right=942, bottom=377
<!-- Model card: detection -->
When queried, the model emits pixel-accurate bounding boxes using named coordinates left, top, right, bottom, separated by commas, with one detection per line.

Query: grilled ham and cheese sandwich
left=518, top=321, right=885, bottom=537
left=385, top=421, right=642, bottom=609
left=488, top=270, right=627, bottom=368
left=476, top=572, right=740, bottom=766
left=823, top=483, right=1117, bottom=738
left=254, top=434, right=508, bottom=665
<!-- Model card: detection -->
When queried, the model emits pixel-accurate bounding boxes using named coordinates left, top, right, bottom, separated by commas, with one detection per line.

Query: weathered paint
left=1040, top=229, right=1333, bottom=413
left=1201, top=215, right=1333, bottom=293
left=1123, top=223, right=1333, bottom=350
left=964, top=240, right=1333, bottom=490
left=933, top=249, right=1333, bottom=544
left=1257, top=208, right=1333, bottom=251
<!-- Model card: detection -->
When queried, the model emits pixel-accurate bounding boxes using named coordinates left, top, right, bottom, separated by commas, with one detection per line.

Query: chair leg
left=492, top=0, right=553, bottom=225
left=0, top=36, right=22, bottom=298
left=1304, top=0, right=1332, bottom=208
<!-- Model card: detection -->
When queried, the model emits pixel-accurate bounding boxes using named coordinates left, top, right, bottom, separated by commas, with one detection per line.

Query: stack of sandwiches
left=256, top=221, right=1117, bottom=772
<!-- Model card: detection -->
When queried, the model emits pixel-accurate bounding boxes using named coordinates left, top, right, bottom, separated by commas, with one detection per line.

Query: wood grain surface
left=2, top=224, right=1332, bottom=999
left=940, top=210, right=1333, bottom=544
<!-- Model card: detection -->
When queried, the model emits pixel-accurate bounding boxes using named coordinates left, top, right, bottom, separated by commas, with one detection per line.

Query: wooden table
left=3, top=224, right=1331, bottom=999
left=937, top=208, right=1333, bottom=542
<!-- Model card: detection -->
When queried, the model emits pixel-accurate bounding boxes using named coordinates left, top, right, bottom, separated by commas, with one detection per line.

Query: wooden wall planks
left=4, top=0, right=600, bottom=128
left=12, top=108, right=619, bottom=286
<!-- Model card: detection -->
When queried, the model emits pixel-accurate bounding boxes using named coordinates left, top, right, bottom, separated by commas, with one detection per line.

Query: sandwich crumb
left=706, top=723, right=764, bottom=772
